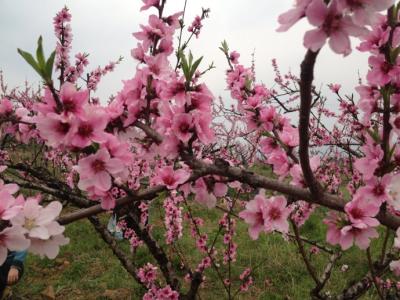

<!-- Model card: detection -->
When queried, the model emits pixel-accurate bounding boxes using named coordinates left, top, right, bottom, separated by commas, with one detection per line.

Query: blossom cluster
left=278, top=0, right=394, bottom=55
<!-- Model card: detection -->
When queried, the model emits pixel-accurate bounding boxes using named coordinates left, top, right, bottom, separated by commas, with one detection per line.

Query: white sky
left=0, top=0, right=369, bottom=105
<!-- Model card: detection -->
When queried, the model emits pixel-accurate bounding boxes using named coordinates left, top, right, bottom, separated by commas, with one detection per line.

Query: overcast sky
left=0, top=0, right=369, bottom=104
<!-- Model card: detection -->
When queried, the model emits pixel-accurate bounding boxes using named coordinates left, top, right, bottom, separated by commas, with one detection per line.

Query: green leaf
left=388, top=144, right=397, bottom=161
left=189, top=56, right=203, bottom=79
left=36, top=36, right=46, bottom=69
left=188, top=51, right=194, bottom=68
left=17, top=48, right=42, bottom=75
left=220, top=40, right=229, bottom=54
left=45, top=51, right=56, bottom=80
left=244, top=77, right=253, bottom=91
left=391, top=46, right=400, bottom=64
left=366, top=128, right=380, bottom=144
left=180, top=52, right=190, bottom=81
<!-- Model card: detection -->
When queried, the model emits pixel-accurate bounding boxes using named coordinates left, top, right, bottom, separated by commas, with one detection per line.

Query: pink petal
left=96, top=172, right=112, bottom=191
left=304, top=28, right=327, bottom=52
left=306, top=0, right=328, bottom=26
left=29, top=226, right=50, bottom=239
left=36, top=201, right=62, bottom=225
left=329, top=31, right=351, bottom=56
left=213, top=183, right=228, bottom=197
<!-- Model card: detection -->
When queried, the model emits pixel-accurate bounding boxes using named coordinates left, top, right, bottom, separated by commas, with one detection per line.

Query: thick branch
left=299, top=49, right=322, bottom=198
left=58, top=185, right=165, bottom=225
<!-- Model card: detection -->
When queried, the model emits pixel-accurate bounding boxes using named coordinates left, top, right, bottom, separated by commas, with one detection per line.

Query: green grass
left=12, top=200, right=390, bottom=300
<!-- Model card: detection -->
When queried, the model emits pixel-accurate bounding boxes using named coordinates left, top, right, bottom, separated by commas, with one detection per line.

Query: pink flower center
left=92, top=159, right=106, bottom=173
left=323, top=14, right=342, bottom=35
left=162, top=175, right=176, bottom=186
left=172, top=83, right=185, bottom=95
left=373, top=183, right=385, bottom=196
left=78, top=122, right=93, bottom=138
left=63, top=99, right=76, bottom=113
left=255, top=211, right=264, bottom=224
left=349, top=207, right=364, bottom=219
left=150, top=64, right=160, bottom=75
left=394, top=116, right=400, bottom=129
left=56, top=121, right=70, bottom=134
left=268, top=206, right=281, bottom=220
left=381, top=62, right=392, bottom=74
left=179, top=122, right=190, bottom=133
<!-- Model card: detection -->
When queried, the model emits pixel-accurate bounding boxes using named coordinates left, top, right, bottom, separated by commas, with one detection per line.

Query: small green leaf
left=189, top=56, right=203, bottom=79
left=36, top=36, right=46, bottom=69
left=188, top=51, right=194, bottom=68
left=17, top=48, right=42, bottom=75
left=388, top=144, right=397, bottom=161
left=366, top=128, right=380, bottom=144
left=220, top=40, right=229, bottom=54
left=180, top=52, right=190, bottom=81
left=45, top=50, right=56, bottom=80
left=244, top=77, right=253, bottom=91
left=391, top=46, right=400, bottom=64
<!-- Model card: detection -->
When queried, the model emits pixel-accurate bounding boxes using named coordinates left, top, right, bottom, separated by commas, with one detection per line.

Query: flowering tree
left=2, top=0, right=400, bottom=298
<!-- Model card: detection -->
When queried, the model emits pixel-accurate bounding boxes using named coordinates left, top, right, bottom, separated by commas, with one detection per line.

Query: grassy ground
left=10, top=200, right=389, bottom=300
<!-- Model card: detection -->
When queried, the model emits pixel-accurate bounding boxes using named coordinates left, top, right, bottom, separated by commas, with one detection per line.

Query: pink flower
left=36, top=113, right=75, bottom=147
left=354, top=136, right=383, bottom=180
left=339, top=224, right=378, bottom=250
left=192, top=178, right=217, bottom=209
left=11, top=199, right=64, bottom=240
left=358, top=175, right=391, bottom=205
left=144, top=53, right=170, bottom=79
left=193, top=112, right=215, bottom=144
left=172, top=113, right=193, bottom=143
left=390, top=114, right=400, bottom=136
left=267, top=149, right=291, bottom=177
left=0, top=226, right=30, bottom=265
left=59, top=82, right=88, bottom=116
left=239, top=193, right=268, bottom=240
left=229, top=51, right=240, bottom=64
left=259, top=106, right=276, bottom=131
left=328, top=83, right=341, bottom=93
left=70, top=108, right=109, bottom=148
left=264, top=196, right=292, bottom=233
left=367, top=54, right=400, bottom=86
left=76, top=148, right=124, bottom=192
left=0, top=98, right=13, bottom=115
left=161, top=78, right=187, bottom=106
left=358, top=16, right=390, bottom=52
left=279, top=125, right=299, bottom=147
left=344, top=198, right=380, bottom=228
left=304, top=0, right=366, bottom=55
left=153, top=166, right=190, bottom=190
left=133, top=15, right=172, bottom=51
left=337, top=0, right=395, bottom=25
